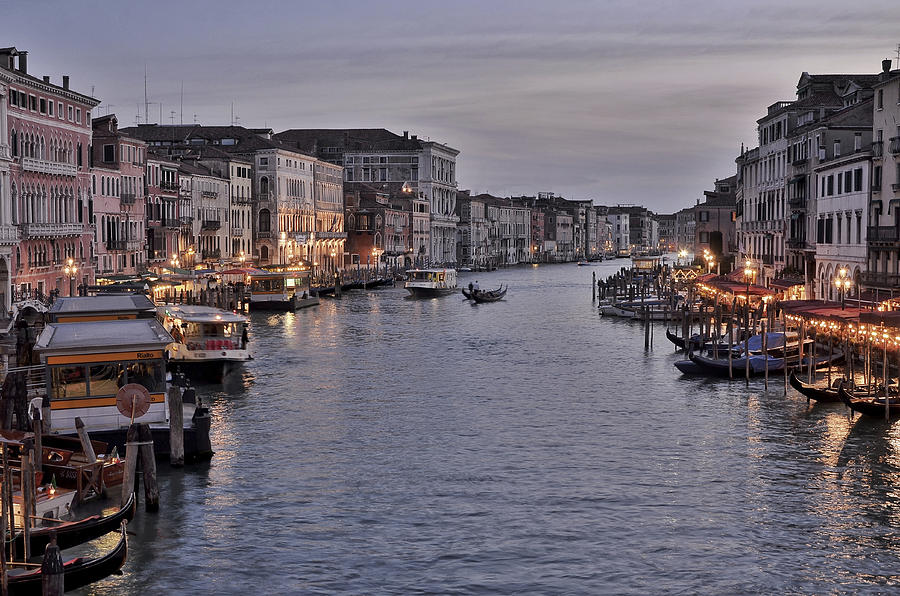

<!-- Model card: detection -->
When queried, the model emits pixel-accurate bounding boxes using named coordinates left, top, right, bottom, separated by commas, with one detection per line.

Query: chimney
left=62, top=75, right=69, bottom=90
left=17, top=51, right=27, bottom=74
left=883, top=59, right=893, bottom=73
left=42, top=75, right=50, bottom=83
left=411, top=135, right=417, bottom=141
left=403, top=131, right=408, bottom=139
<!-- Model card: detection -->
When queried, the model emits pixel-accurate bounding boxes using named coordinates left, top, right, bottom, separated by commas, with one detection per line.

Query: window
left=67, top=105, right=73, bottom=121
left=827, top=175, right=834, bottom=196
left=103, top=144, right=114, bottom=162
left=39, top=98, right=46, bottom=114
left=833, top=140, right=841, bottom=158
left=854, top=168, right=862, bottom=192
left=28, top=95, right=36, bottom=110
left=837, top=173, right=843, bottom=194
left=699, top=231, right=709, bottom=243
left=48, top=100, right=53, bottom=116
left=75, top=108, right=81, bottom=124
left=878, top=89, right=884, bottom=109
left=854, top=133, right=861, bottom=151
left=57, top=102, right=63, bottom=118
left=259, top=157, right=268, bottom=166
left=699, top=211, right=709, bottom=222
left=874, top=165, right=882, bottom=190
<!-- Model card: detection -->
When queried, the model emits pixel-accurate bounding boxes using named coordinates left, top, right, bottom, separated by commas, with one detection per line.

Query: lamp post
left=834, top=267, right=852, bottom=309
left=678, top=249, right=687, bottom=266
left=743, top=259, right=754, bottom=301
left=63, top=257, right=78, bottom=296
left=372, top=247, right=379, bottom=278
left=330, top=250, right=336, bottom=274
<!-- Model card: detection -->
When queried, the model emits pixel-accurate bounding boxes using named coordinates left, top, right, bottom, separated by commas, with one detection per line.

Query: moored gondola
left=688, top=352, right=785, bottom=378
left=838, top=381, right=900, bottom=418
left=12, top=492, right=136, bottom=555
left=788, top=371, right=842, bottom=403
left=7, top=522, right=128, bottom=595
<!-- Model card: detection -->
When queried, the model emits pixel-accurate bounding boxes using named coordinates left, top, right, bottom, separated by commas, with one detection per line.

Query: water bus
left=33, top=318, right=212, bottom=461
left=247, top=268, right=318, bottom=311
left=157, top=304, right=251, bottom=382
left=405, top=269, right=458, bottom=297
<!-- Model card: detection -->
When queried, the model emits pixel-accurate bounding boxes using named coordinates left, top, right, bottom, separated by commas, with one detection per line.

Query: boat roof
left=49, top=295, right=157, bottom=320
left=408, top=268, right=456, bottom=273
left=158, top=304, right=248, bottom=323
left=34, top=319, right=174, bottom=355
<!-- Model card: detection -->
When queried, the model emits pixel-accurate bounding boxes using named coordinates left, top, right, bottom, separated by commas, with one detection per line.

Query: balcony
left=867, top=226, right=899, bottom=244
left=256, top=231, right=272, bottom=239
left=894, top=183, right=900, bottom=193
left=120, top=192, right=136, bottom=205
left=891, top=137, right=900, bottom=155
left=0, top=224, right=19, bottom=244
left=231, top=227, right=243, bottom=237
left=106, top=239, right=126, bottom=251
left=22, top=157, right=77, bottom=177
left=163, top=218, right=180, bottom=229
left=873, top=141, right=883, bottom=158
left=0, top=145, right=9, bottom=160
left=787, top=196, right=806, bottom=209
left=201, top=190, right=218, bottom=199
left=860, top=271, right=900, bottom=289
left=127, top=239, right=143, bottom=251
left=21, top=222, right=84, bottom=237
left=160, top=180, right=180, bottom=191
left=201, top=249, right=221, bottom=260
left=148, top=249, right=167, bottom=261
left=786, top=238, right=809, bottom=250
left=179, top=216, right=193, bottom=226
left=201, top=220, right=221, bottom=231
left=791, top=157, right=807, bottom=167
left=314, top=231, right=347, bottom=239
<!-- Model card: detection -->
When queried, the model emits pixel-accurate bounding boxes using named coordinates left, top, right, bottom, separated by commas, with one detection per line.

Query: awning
left=770, top=277, right=805, bottom=290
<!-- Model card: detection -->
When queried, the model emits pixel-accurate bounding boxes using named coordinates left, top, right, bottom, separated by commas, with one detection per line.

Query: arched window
left=10, top=130, right=17, bottom=157
left=260, top=177, right=269, bottom=197
left=260, top=245, right=269, bottom=261
left=258, top=209, right=271, bottom=232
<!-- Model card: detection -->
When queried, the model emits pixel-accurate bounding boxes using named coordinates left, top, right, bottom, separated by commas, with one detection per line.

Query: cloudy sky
left=5, top=0, right=898, bottom=211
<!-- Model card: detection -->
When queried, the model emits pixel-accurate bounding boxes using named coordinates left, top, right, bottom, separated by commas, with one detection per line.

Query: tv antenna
left=170, top=110, right=176, bottom=124
left=895, top=43, right=900, bottom=69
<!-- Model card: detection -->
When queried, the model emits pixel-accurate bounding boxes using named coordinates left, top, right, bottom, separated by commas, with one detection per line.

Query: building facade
left=3, top=48, right=99, bottom=297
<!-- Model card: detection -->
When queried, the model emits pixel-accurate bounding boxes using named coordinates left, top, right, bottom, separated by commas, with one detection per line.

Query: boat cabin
left=33, top=319, right=174, bottom=434
left=407, top=269, right=457, bottom=286
left=158, top=305, right=248, bottom=352
left=247, top=269, right=313, bottom=310
left=48, top=295, right=157, bottom=323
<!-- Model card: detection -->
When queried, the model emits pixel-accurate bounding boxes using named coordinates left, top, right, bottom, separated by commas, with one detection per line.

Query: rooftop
left=34, top=319, right=174, bottom=354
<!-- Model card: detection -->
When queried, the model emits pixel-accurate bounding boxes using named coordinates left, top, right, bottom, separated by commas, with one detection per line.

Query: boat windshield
left=250, top=277, right=284, bottom=292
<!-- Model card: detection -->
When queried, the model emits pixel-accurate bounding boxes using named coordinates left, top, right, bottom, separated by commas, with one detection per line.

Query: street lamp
left=330, top=250, right=336, bottom=273
left=834, top=267, right=852, bottom=309
left=238, top=250, right=246, bottom=267
left=63, top=257, right=78, bottom=296
left=743, top=259, right=754, bottom=300
left=678, top=249, right=687, bottom=266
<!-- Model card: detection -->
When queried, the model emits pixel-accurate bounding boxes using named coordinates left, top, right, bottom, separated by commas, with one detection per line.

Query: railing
left=786, top=238, right=808, bottom=249
left=28, top=260, right=51, bottom=268
left=256, top=231, right=272, bottom=239
left=105, top=239, right=126, bottom=251
left=0, top=225, right=19, bottom=243
left=788, top=197, right=806, bottom=208
left=180, top=216, right=194, bottom=226
left=11, top=288, right=53, bottom=306
left=160, top=181, right=180, bottom=191
left=21, top=222, right=84, bottom=237
left=0, top=145, right=9, bottom=160
left=314, top=231, right=346, bottom=239
left=860, top=271, right=900, bottom=288
left=893, top=183, right=900, bottom=192
left=891, top=137, right=900, bottom=155
left=21, top=157, right=77, bottom=177
left=126, top=239, right=143, bottom=251
left=872, top=141, right=883, bottom=158
left=201, top=190, right=218, bottom=199
left=120, top=192, right=136, bottom=204
left=164, top=218, right=180, bottom=229
left=202, top=249, right=221, bottom=260
left=791, top=157, right=807, bottom=167
left=867, top=226, right=899, bottom=242
left=201, top=220, right=221, bottom=231
left=231, top=227, right=243, bottom=237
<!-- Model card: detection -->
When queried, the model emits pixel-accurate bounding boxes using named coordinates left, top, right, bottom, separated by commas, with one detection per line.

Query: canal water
left=78, top=261, right=900, bottom=594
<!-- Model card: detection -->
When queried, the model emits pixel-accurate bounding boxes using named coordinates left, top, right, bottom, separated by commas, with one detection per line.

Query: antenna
left=143, top=65, right=149, bottom=126
left=180, top=81, right=184, bottom=125
left=896, top=43, right=900, bottom=69
left=170, top=110, right=176, bottom=125
left=231, top=101, right=234, bottom=126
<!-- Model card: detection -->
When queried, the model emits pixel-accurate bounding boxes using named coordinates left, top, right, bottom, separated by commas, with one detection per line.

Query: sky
left=4, top=0, right=899, bottom=212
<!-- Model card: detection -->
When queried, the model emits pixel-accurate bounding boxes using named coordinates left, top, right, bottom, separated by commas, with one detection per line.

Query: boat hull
left=789, top=372, right=841, bottom=403
left=406, top=287, right=458, bottom=297
left=168, top=357, right=246, bottom=383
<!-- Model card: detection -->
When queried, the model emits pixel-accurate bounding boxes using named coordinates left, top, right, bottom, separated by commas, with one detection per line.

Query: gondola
left=666, top=328, right=687, bottom=349
left=12, top=492, right=136, bottom=555
left=688, top=352, right=785, bottom=378
left=837, top=381, right=900, bottom=418
left=461, top=288, right=474, bottom=300
left=472, top=286, right=507, bottom=303
left=788, top=371, right=842, bottom=403
left=7, top=522, right=128, bottom=595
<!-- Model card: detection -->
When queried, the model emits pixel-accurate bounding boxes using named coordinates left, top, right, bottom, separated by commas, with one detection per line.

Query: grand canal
left=79, top=260, right=900, bottom=594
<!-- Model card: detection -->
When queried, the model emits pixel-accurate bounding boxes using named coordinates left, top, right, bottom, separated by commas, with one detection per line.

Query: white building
left=607, top=212, right=630, bottom=253
left=813, top=150, right=870, bottom=300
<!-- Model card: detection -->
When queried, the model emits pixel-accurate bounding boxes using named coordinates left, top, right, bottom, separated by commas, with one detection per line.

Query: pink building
left=145, top=154, right=181, bottom=271
left=91, top=115, right=147, bottom=276
left=2, top=47, right=99, bottom=297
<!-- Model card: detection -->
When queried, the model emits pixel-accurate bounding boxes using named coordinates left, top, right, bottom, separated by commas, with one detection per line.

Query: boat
left=248, top=268, right=318, bottom=311
left=12, top=492, right=136, bottom=555
left=472, top=286, right=507, bottom=303
left=461, top=288, right=474, bottom=300
left=838, top=381, right=900, bottom=418
left=576, top=261, right=591, bottom=266
left=40, top=434, right=125, bottom=499
left=788, top=372, right=842, bottom=403
left=33, top=318, right=212, bottom=461
left=688, top=352, right=785, bottom=378
left=7, top=522, right=128, bottom=595
left=405, top=269, right=458, bottom=297
left=157, top=304, right=251, bottom=382
left=674, top=359, right=706, bottom=375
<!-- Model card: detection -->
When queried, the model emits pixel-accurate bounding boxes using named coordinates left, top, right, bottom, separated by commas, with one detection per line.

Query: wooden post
left=41, top=396, right=51, bottom=432
left=762, top=321, right=769, bottom=391
left=22, top=440, right=33, bottom=563
left=32, top=410, right=42, bottom=474
left=745, top=301, right=751, bottom=384
left=644, top=305, right=650, bottom=350
left=827, top=336, right=833, bottom=387
left=138, top=424, right=160, bottom=512
left=168, top=386, right=185, bottom=468
left=1, top=446, right=9, bottom=596
left=592, top=272, right=596, bottom=301
left=74, top=417, right=96, bottom=464
left=884, top=336, right=890, bottom=422
left=727, top=299, right=734, bottom=379
left=41, top=535, right=64, bottom=596
left=121, top=424, right=140, bottom=508
left=783, top=310, right=788, bottom=396
left=4, top=449, right=14, bottom=564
